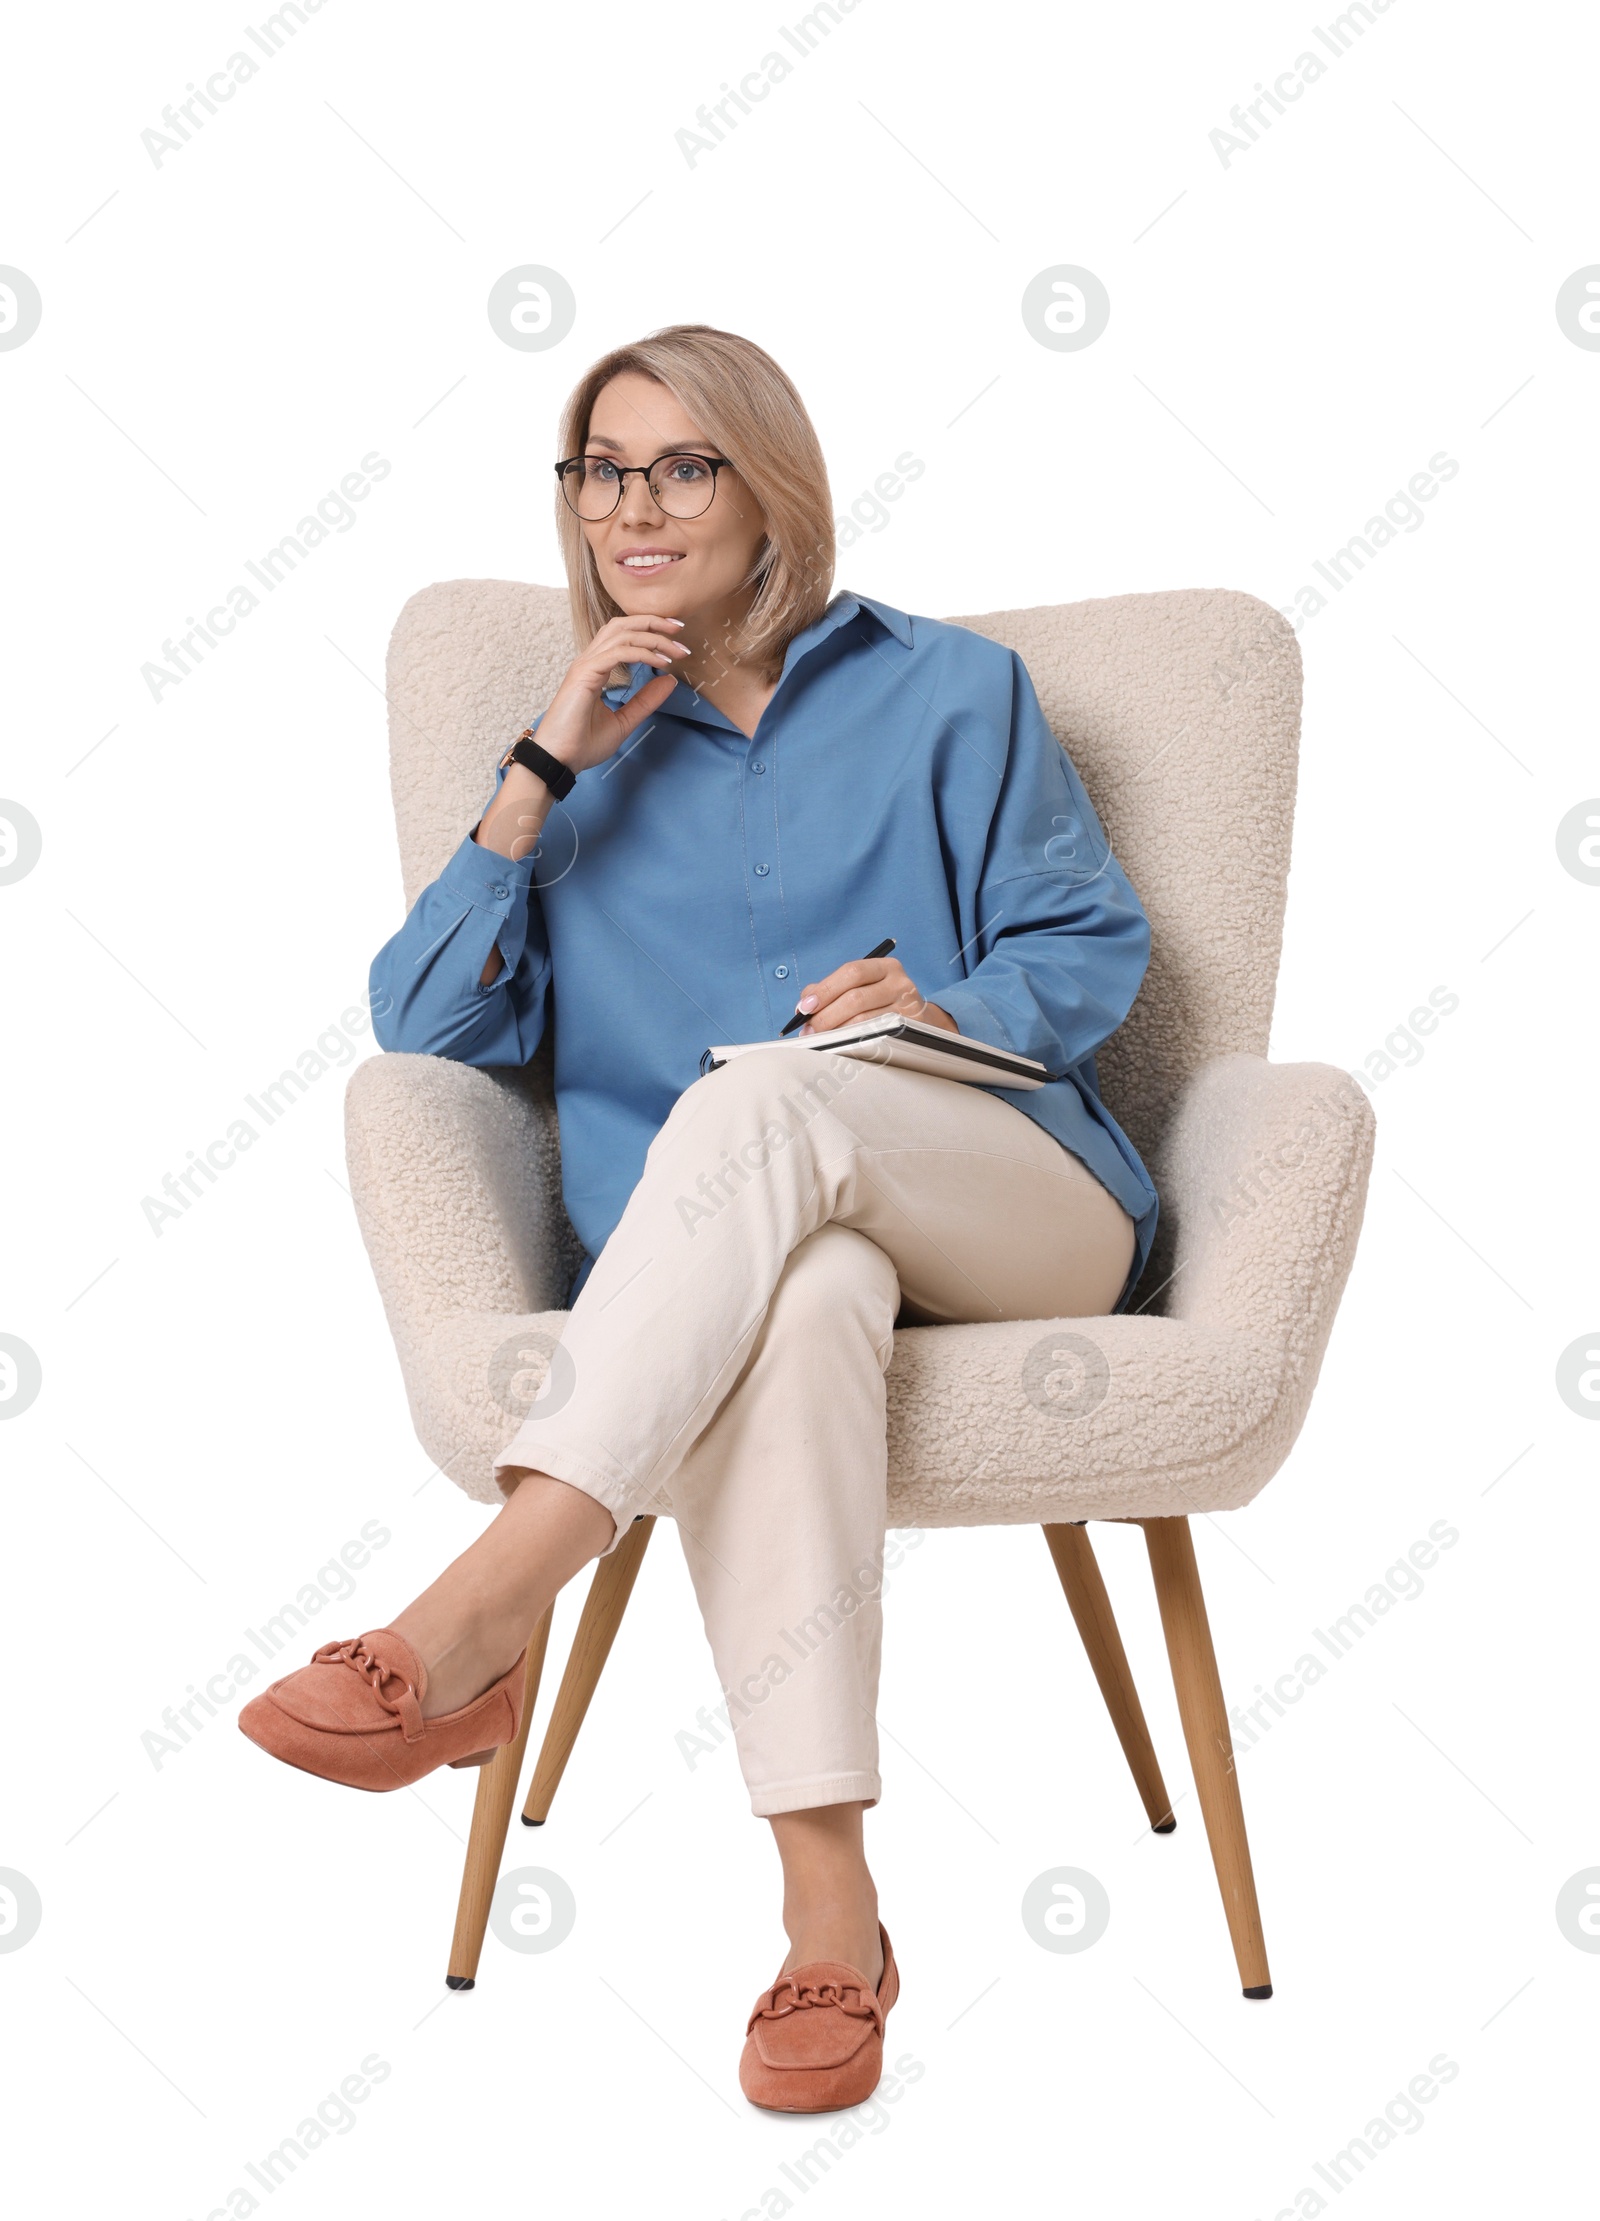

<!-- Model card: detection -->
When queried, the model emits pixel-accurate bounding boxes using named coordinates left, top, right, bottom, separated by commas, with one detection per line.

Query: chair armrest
left=410, top=1307, right=577, bottom=1504
left=343, top=1046, right=583, bottom=1358
left=1153, top=1051, right=1375, bottom=1373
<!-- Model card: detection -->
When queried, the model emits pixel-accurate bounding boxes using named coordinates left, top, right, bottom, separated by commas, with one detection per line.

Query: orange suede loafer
left=238, top=1628, right=525, bottom=1792
left=739, top=1924, right=900, bottom=2113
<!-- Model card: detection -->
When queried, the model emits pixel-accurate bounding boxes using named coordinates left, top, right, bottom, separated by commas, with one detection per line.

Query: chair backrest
left=384, top=581, right=1301, bottom=1178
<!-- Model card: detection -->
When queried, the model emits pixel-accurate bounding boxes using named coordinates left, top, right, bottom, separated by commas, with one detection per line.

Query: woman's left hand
left=793, top=955, right=959, bottom=1036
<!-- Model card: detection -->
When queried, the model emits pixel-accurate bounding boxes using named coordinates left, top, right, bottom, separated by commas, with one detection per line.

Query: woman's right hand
left=531, top=612, right=691, bottom=775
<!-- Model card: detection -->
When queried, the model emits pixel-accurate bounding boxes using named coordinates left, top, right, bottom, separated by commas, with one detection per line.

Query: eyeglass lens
left=563, top=455, right=718, bottom=520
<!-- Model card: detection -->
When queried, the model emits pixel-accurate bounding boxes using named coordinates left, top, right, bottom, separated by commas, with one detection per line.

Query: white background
left=2, top=1, right=1593, bottom=2213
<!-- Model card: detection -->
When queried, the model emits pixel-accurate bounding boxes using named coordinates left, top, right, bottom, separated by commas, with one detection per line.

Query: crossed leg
left=392, top=1047, right=1134, bottom=1980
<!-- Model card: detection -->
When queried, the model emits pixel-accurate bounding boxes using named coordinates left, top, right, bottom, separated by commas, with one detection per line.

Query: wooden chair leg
left=445, top=1606, right=553, bottom=1991
left=1042, top=1522, right=1176, bottom=1833
left=1140, top=1516, right=1273, bottom=1998
left=521, top=1514, right=655, bottom=1828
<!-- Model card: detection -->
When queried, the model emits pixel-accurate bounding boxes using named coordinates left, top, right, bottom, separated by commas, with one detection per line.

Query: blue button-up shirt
left=371, top=592, right=1159, bottom=1310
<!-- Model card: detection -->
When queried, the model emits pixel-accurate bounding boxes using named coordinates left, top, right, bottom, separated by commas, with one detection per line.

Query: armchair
left=345, top=580, right=1375, bottom=1996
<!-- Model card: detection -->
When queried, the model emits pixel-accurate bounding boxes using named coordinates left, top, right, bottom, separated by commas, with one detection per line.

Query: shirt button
left=774, top=964, right=790, bottom=980
left=492, top=884, right=509, bottom=899
left=753, top=862, right=770, bottom=877
left=750, top=760, right=766, bottom=774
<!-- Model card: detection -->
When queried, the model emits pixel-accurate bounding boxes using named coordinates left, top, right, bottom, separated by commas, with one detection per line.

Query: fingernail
left=796, top=994, right=818, bottom=1013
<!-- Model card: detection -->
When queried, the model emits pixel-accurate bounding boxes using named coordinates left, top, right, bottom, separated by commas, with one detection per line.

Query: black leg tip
left=521, top=1815, right=544, bottom=1827
left=1243, top=1983, right=1273, bottom=2000
left=1151, top=1818, right=1178, bottom=1834
left=445, top=1975, right=475, bottom=1992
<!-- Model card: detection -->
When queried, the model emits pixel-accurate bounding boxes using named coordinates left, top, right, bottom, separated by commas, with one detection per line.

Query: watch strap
left=503, top=729, right=577, bottom=802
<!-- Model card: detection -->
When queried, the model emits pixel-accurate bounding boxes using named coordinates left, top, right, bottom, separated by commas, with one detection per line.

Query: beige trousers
left=493, top=1044, right=1136, bottom=1817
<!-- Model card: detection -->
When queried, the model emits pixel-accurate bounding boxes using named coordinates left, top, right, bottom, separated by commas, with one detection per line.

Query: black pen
left=780, top=939, right=897, bottom=1036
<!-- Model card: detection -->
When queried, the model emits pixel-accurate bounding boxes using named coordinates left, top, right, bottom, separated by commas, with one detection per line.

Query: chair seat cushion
left=882, top=1313, right=1288, bottom=1525
left=421, top=1306, right=1286, bottom=1525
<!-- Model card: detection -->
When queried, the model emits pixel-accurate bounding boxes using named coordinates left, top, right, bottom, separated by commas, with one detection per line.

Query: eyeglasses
left=555, top=450, right=732, bottom=522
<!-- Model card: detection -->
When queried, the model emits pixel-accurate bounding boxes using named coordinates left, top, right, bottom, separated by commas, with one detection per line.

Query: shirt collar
left=603, top=591, right=915, bottom=730
left=781, top=589, right=915, bottom=668
left=845, top=592, right=915, bottom=650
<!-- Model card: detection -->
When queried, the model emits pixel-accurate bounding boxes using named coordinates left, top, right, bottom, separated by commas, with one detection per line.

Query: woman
left=240, top=324, right=1159, bottom=2112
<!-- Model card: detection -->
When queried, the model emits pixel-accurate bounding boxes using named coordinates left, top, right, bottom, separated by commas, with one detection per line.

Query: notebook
left=699, top=1011, right=1048, bottom=1089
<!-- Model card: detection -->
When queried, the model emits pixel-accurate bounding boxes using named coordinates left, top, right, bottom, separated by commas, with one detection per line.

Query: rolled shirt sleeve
left=930, top=651, right=1150, bottom=1078
left=369, top=767, right=552, bottom=1066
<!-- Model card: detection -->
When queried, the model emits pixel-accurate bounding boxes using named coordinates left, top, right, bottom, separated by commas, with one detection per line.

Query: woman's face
left=578, top=371, right=768, bottom=626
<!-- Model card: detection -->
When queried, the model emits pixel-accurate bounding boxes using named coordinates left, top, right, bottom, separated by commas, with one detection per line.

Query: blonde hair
left=554, top=324, right=835, bottom=683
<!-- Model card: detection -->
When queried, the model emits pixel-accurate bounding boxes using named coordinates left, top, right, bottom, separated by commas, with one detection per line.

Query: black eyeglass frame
left=554, top=450, right=734, bottom=520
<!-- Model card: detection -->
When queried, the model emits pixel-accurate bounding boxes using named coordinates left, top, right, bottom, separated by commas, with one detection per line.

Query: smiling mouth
left=616, top=551, right=686, bottom=572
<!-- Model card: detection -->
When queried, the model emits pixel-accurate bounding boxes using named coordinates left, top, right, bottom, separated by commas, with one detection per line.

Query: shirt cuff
left=439, top=828, right=537, bottom=908
left=927, top=979, right=1020, bottom=1054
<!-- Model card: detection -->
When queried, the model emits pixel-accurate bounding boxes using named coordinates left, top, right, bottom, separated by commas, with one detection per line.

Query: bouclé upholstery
left=346, top=582, right=1373, bottom=1520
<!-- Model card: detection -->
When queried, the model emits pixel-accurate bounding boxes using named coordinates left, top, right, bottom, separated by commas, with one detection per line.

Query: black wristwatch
left=499, top=728, right=577, bottom=802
